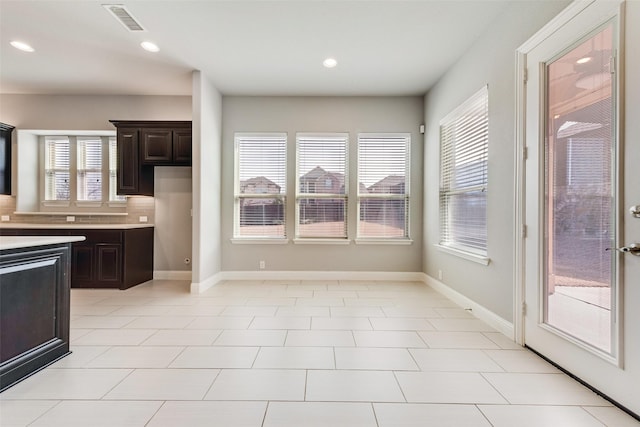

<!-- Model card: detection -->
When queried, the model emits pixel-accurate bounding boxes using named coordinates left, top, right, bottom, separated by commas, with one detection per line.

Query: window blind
left=439, top=86, right=489, bottom=253
left=358, top=133, right=410, bottom=239
left=109, top=137, right=125, bottom=202
left=45, top=137, right=70, bottom=201
left=235, top=133, right=287, bottom=238
left=296, top=133, right=348, bottom=239
left=77, top=137, right=102, bottom=201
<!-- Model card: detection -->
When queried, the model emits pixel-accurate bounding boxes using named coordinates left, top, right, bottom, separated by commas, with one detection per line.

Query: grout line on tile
left=391, top=371, right=408, bottom=403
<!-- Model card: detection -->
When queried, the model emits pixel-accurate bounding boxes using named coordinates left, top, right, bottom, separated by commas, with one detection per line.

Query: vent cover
left=103, top=4, right=145, bottom=32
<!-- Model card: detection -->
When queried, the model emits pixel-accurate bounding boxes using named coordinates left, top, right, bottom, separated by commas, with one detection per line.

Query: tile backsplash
left=0, top=195, right=155, bottom=224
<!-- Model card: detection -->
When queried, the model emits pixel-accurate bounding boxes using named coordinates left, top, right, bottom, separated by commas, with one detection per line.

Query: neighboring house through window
left=234, top=133, right=287, bottom=239
left=357, top=133, right=411, bottom=240
left=439, top=86, right=489, bottom=256
left=296, top=133, right=348, bottom=239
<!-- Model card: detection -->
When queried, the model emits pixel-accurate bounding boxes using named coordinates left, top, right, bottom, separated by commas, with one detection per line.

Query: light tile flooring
left=1, top=279, right=639, bottom=427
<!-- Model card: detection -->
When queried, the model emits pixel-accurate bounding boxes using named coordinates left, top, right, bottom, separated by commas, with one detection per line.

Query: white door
left=523, top=0, right=640, bottom=416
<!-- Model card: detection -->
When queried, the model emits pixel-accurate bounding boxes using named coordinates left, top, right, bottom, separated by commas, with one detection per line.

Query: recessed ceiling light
left=576, top=56, right=592, bottom=64
left=323, top=58, right=337, bottom=68
left=10, top=40, right=34, bottom=52
left=140, top=41, right=160, bottom=52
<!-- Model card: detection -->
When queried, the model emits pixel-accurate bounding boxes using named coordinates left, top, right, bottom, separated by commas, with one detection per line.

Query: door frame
left=513, top=0, right=625, bottom=351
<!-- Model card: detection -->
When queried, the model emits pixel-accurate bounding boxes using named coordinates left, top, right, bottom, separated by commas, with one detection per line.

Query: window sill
left=15, top=211, right=128, bottom=217
left=355, top=238, right=413, bottom=245
left=231, top=238, right=289, bottom=245
left=42, top=201, right=70, bottom=208
left=293, top=238, right=351, bottom=245
left=434, top=244, right=490, bottom=266
left=75, top=201, right=102, bottom=208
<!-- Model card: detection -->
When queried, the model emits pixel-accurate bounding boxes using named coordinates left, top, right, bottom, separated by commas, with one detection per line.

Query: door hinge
left=522, top=224, right=527, bottom=238
left=522, top=301, right=527, bottom=316
left=523, top=146, right=528, bottom=161
left=523, top=68, right=528, bottom=83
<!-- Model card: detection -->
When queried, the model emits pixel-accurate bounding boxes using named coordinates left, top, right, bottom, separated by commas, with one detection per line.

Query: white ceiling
left=0, top=0, right=515, bottom=97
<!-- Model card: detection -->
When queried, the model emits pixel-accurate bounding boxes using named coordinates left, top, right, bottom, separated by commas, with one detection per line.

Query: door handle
left=631, top=205, right=640, bottom=218
left=606, top=243, right=640, bottom=256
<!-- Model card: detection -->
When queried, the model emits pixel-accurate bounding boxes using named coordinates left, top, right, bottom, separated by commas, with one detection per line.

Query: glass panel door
left=544, top=24, right=615, bottom=354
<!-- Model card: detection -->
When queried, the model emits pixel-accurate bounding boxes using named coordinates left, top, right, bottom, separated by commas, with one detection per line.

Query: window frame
left=437, top=86, right=490, bottom=264
left=40, top=134, right=125, bottom=210
left=295, top=132, right=349, bottom=242
left=233, top=132, right=288, bottom=242
left=356, top=132, right=412, bottom=243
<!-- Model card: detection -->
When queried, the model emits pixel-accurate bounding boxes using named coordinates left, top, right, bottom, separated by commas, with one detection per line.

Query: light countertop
left=0, top=236, right=86, bottom=251
left=0, top=223, right=154, bottom=230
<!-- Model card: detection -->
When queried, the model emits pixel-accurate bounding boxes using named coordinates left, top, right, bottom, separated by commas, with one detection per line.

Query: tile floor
left=1, top=279, right=639, bottom=427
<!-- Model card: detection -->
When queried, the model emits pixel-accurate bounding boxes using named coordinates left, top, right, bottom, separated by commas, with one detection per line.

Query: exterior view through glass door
left=545, top=24, right=614, bottom=354
left=522, top=0, right=640, bottom=417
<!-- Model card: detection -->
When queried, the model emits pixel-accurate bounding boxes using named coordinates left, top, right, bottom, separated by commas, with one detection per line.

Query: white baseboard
left=153, top=270, right=192, bottom=281
left=217, top=270, right=425, bottom=282
left=190, top=271, right=225, bottom=294
left=189, top=270, right=422, bottom=294
left=422, top=273, right=514, bottom=339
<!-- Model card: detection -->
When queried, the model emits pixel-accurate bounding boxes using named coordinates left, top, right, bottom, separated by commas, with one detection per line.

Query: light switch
left=66, top=216, right=75, bottom=222
left=139, top=216, right=148, bottom=223
left=1, top=215, right=10, bottom=222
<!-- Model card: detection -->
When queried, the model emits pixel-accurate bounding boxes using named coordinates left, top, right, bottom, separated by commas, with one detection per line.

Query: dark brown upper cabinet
left=0, top=123, right=14, bottom=195
left=141, top=125, right=192, bottom=166
left=110, top=120, right=191, bottom=196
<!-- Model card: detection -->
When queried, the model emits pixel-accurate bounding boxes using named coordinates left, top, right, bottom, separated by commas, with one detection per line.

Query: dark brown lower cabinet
left=0, top=227, right=153, bottom=290
left=0, top=242, right=71, bottom=391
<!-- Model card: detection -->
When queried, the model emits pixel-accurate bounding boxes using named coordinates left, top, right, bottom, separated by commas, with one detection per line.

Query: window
left=77, top=137, right=102, bottom=201
left=45, top=137, right=71, bottom=201
left=296, top=133, right=348, bottom=239
left=43, top=135, right=123, bottom=206
left=439, top=86, right=489, bottom=255
left=234, top=133, right=287, bottom=239
left=357, top=133, right=410, bottom=239
left=109, top=138, right=126, bottom=202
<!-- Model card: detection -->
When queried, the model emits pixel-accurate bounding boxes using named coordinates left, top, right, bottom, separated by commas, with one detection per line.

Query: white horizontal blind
left=109, top=137, right=126, bottom=202
left=439, top=86, right=489, bottom=253
left=77, top=137, right=102, bottom=201
left=235, top=133, right=287, bottom=238
left=358, top=133, right=410, bottom=238
left=45, top=137, right=70, bottom=201
left=297, top=133, right=348, bottom=239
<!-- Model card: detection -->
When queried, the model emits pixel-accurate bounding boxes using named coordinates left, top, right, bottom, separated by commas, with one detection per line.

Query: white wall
left=191, top=71, right=222, bottom=289
left=0, top=94, right=191, bottom=129
left=423, top=0, right=571, bottom=322
left=221, top=96, right=424, bottom=272
left=154, top=167, right=193, bottom=274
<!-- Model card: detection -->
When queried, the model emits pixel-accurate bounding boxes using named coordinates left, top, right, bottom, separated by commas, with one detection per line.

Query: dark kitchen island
left=0, top=235, right=84, bottom=391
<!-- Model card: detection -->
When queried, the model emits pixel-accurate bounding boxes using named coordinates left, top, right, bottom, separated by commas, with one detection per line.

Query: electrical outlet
left=1, top=215, right=9, bottom=222
left=66, top=216, right=75, bottom=222
left=259, top=260, right=266, bottom=270
left=139, top=216, right=148, bottom=223
left=438, top=269, right=443, bottom=280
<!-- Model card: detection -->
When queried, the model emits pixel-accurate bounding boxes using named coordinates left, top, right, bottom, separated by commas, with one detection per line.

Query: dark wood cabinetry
left=110, top=120, right=192, bottom=196
left=71, top=230, right=124, bottom=288
left=1, top=241, right=73, bottom=391
left=0, top=227, right=153, bottom=290
left=0, top=123, right=14, bottom=195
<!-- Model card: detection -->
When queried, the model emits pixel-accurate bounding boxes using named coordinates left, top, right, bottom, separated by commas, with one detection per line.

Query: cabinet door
left=117, top=128, right=139, bottom=194
left=71, top=244, right=94, bottom=286
left=95, top=244, right=122, bottom=285
left=172, top=129, right=192, bottom=166
left=141, top=128, right=172, bottom=165
left=0, top=123, right=13, bottom=195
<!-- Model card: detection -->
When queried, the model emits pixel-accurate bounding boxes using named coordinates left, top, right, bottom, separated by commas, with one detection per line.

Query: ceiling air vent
left=103, top=4, right=146, bottom=32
